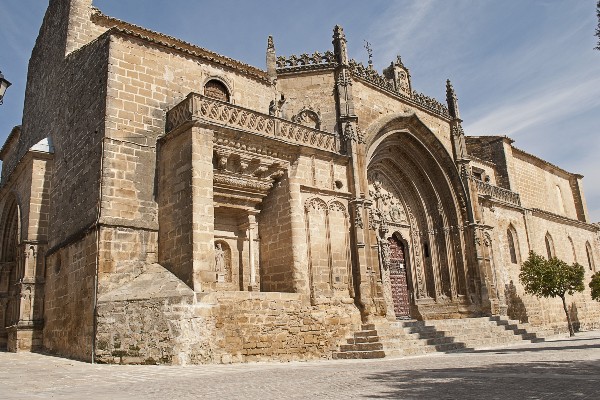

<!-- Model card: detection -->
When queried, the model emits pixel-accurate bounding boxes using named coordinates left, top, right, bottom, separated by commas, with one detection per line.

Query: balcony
left=166, top=93, right=338, bottom=153
left=470, top=177, right=521, bottom=207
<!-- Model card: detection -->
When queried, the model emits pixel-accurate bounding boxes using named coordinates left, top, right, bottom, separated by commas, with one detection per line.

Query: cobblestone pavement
left=1, top=331, right=599, bottom=399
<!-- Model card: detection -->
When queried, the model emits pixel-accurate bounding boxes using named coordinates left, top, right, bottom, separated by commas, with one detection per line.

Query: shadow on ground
left=364, top=359, right=599, bottom=399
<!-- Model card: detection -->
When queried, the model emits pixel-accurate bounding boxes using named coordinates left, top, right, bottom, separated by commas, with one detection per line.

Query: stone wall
left=43, top=231, right=97, bottom=361
left=511, top=150, right=579, bottom=219
left=96, top=290, right=361, bottom=365
left=277, top=71, right=338, bottom=133
left=97, top=226, right=158, bottom=295
left=258, top=175, right=295, bottom=293
left=484, top=203, right=600, bottom=333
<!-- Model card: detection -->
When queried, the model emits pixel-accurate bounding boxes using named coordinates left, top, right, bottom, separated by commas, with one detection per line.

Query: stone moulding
left=166, top=93, right=339, bottom=153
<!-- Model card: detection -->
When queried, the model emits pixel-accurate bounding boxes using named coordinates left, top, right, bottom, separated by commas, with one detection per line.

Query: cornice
left=91, top=10, right=270, bottom=84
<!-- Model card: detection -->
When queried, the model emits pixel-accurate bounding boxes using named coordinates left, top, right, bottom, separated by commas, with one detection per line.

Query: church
left=1, top=0, right=599, bottom=364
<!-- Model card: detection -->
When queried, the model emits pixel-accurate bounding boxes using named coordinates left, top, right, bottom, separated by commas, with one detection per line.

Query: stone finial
left=332, top=25, right=348, bottom=65
left=446, top=79, right=461, bottom=120
left=395, top=55, right=407, bottom=70
left=266, top=35, right=277, bottom=83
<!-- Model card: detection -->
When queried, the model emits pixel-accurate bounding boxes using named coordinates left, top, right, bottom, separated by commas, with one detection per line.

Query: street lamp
left=0, top=71, right=12, bottom=105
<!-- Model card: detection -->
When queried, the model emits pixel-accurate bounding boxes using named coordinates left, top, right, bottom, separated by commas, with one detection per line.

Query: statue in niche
left=215, top=243, right=225, bottom=273
left=214, top=241, right=232, bottom=283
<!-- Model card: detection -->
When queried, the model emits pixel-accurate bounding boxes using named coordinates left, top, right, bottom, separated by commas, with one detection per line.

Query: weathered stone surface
left=0, top=0, right=598, bottom=364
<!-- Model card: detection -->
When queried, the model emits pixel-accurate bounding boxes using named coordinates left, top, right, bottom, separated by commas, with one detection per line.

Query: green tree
left=590, top=271, right=600, bottom=301
left=519, top=251, right=585, bottom=336
left=596, top=1, right=600, bottom=50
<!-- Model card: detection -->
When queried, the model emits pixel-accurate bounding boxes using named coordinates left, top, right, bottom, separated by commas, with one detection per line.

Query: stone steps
left=334, top=316, right=550, bottom=360
left=332, top=324, right=385, bottom=360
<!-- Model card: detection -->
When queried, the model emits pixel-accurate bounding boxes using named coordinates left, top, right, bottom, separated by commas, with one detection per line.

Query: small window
left=555, top=185, right=565, bottom=214
left=507, top=229, right=517, bottom=264
left=586, top=242, right=595, bottom=271
left=204, top=79, right=230, bottom=102
left=545, top=233, right=555, bottom=259
left=569, top=237, right=577, bottom=263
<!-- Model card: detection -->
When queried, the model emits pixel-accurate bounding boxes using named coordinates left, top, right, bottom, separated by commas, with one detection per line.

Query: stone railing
left=470, top=177, right=521, bottom=207
left=347, top=60, right=451, bottom=120
left=276, top=51, right=337, bottom=71
left=166, top=94, right=338, bottom=152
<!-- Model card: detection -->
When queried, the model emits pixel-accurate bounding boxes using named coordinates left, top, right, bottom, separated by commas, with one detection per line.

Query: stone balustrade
left=166, top=93, right=338, bottom=153
left=470, top=177, right=522, bottom=207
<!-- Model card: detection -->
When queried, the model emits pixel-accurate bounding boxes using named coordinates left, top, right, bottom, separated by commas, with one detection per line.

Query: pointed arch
left=506, top=224, right=519, bottom=264
left=0, top=193, right=21, bottom=263
left=585, top=241, right=595, bottom=271
left=366, top=113, right=470, bottom=304
left=545, top=232, right=555, bottom=259
left=568, top=236, right=577, bottom=263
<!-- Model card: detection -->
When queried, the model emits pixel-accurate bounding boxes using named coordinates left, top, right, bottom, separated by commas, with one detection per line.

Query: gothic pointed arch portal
left=366, top=114, right=474, bottom=318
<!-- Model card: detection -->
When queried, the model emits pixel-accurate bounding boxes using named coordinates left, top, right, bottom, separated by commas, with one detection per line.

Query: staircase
left=332, top=324, right=385, bottom=359
left=333, top=316, right=555, bottom=360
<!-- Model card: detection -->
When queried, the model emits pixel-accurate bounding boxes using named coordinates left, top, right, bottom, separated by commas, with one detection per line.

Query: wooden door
left=389, top=236, right=411, bottom=319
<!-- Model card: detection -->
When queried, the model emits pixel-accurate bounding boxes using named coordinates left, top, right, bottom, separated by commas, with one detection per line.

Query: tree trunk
left=561, top=295, right=575, bottom=337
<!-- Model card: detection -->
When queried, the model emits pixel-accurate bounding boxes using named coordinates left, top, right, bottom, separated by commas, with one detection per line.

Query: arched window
left=507, top=228, right=518, bottom=264
left=545, top=233, right=555, bottom=259
left=586, top=241, right=595, bottom=271
left=568, top=236, right=577, bottom=263
left=204, top=79, right=230, bottom=102
left=555, top=185, right=565, bottom=214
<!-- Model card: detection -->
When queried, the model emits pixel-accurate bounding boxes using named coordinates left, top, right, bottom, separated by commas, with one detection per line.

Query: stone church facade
left=1, top=0, right=599, bottom=363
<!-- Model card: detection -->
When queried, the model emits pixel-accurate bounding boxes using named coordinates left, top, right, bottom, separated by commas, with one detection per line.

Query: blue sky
left=1, top=1, right=599, bottom=219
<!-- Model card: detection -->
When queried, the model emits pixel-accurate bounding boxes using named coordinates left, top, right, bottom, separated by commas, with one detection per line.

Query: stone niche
left=213, top=207, right=259, bottom=291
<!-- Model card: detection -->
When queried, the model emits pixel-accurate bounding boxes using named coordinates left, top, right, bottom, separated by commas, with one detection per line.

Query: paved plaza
left=1, top=331, right=599, bottom=399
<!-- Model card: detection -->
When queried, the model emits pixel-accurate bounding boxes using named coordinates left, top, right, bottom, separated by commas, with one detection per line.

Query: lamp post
left=0, top=71, right=12, bottom=105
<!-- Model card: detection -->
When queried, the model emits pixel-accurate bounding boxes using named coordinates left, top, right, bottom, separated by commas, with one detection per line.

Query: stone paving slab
left=1, top=331, right=599, bottom=399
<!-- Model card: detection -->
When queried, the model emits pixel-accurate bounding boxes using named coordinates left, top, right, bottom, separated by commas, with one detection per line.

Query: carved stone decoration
left=483, top=233, right=492, bottom=247
left=342, top=122, right=357, bottom=143
left=291, top=106, right=321, bottom=130
left=380, top=240, right=391, bottom=271
left=354, top=203, right=364, bottom=229
left=368, top=174, right=408, bottom=226
left=166, top=94, right=337, bottom=152
left=214, top=241, right=232, bottom=283
left=347, top=59, right=450, bottom=119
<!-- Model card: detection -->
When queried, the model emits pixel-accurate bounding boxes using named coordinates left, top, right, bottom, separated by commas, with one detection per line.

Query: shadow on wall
left=504, top=280, right=528, bottom=323
left=569, top=302, right=580, bottom=333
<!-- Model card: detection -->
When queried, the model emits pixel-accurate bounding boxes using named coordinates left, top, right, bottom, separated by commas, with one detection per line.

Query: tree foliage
left=596, top=1, right=600, bottom=50
left=519, top=251, right=585, bottom=336
left=590, top=271, right=600, bottom=301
